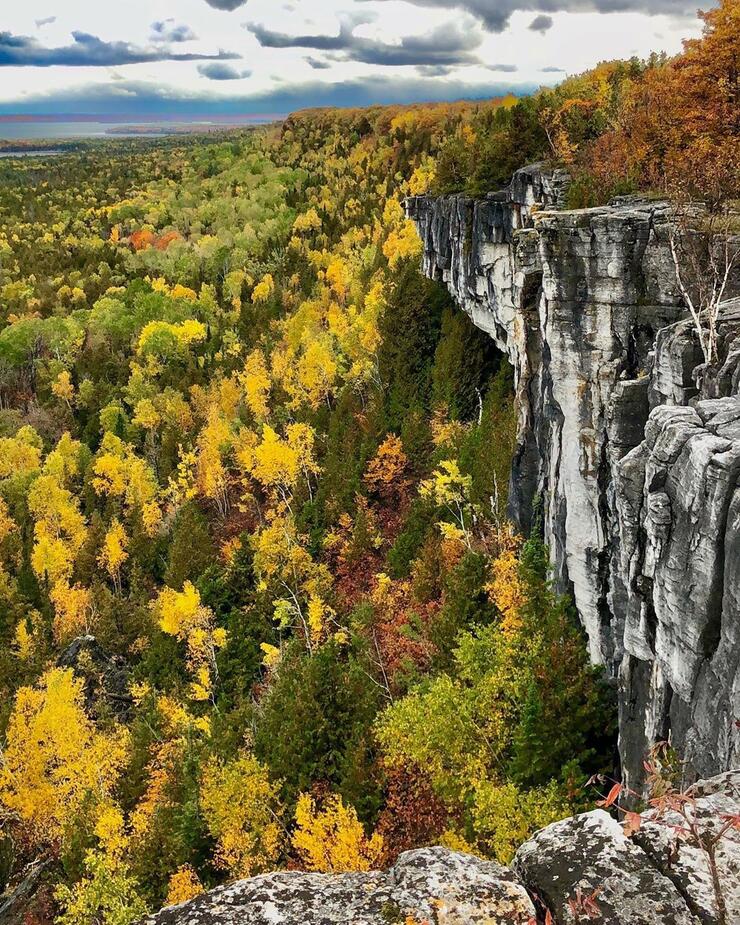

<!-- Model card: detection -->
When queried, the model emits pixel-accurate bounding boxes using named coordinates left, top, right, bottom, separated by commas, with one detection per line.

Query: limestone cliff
left=406, top=171, right=740, bottom=791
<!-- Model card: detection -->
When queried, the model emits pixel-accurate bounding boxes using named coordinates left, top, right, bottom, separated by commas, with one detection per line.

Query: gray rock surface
left=141, top=773, right=740, bottom=925
left=515, top=811, right=701, bottom=925
left=408, top=170, right=740, bottom=792
left=56, top=634, right=132, bottom=719
left=514, top=770, right=740, bottom=925
left=141, top=847, right=536, bottom=925
left=635, top=771, right=740, bottom=925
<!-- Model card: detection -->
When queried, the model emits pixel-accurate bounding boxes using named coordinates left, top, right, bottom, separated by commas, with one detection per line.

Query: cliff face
left=407, top=171, right=740, bottom=790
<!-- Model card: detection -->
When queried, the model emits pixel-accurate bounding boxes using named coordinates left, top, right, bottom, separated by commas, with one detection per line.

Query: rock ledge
left=141, top=773, right=740, bottom=925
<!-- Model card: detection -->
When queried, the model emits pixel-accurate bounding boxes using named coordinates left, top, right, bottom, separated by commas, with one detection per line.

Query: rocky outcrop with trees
left=139, top=771, right=740, bottom=925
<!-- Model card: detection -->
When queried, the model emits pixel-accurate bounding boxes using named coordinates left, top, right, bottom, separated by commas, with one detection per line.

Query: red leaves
left=154, top=230, right=182, bottom=251
left=567, top=887, right=602, bottom=921
left=720, top=813, right=740, bottom=832
left=597, top=782, right=622, bottom=809
left=526, top=911, right=553, bottom=925
left=623, top=811, right=642, bottom=837
left=375, top=764, right=448, bottom=865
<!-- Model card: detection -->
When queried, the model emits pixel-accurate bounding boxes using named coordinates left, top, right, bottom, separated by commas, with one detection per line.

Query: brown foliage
left=370, top=578, right=438, bottom=692
left=154, top=231, right=183, bottom=252
left=586, top=0, right=740, bottom=201
left=376, top=765, right=449, bottom=865
left=364, top=435, right=409, bottom=500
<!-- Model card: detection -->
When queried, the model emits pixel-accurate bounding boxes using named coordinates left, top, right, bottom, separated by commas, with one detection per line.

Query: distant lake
left=0, top=121, right=228, bottom=142
left=0, top=149, right=63, bottom=158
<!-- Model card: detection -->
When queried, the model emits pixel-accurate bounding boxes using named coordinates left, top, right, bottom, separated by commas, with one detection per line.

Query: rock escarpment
left=140, top=771, right=740, bottom=925
left=407, top=172, right=740, bottom=791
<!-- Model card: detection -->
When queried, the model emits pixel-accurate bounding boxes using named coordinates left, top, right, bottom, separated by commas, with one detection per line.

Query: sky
left=0, top=1, right=711, bottom=119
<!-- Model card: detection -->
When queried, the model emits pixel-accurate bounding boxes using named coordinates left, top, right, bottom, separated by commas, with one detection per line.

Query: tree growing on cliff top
left=662, top=0, right=740, bottom=368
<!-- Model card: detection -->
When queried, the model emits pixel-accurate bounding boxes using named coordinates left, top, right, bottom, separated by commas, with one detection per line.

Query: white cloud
left=0, top=0, right=704, bottom=113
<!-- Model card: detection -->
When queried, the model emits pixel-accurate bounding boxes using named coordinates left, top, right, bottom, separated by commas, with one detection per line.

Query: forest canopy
left=0, top=3, right=736, bottom=922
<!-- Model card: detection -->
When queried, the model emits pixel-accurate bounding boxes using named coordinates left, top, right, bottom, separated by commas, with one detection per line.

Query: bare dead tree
left=668, top=201, right=740, bottom=368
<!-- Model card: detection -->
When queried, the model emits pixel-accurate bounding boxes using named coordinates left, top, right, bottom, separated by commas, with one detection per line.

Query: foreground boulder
left=142, top=772, right=740, bottom=925
left=514, top=812, right=700, bottom=924
left=634, top=772, right=740, bottom=925
left=141, top=848, right=535, bottom=925
left=514, top=770, right=740, bottom=925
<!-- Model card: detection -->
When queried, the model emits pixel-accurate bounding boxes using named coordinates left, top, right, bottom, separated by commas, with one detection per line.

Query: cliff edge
left=407, top=171, right=740, bottom=792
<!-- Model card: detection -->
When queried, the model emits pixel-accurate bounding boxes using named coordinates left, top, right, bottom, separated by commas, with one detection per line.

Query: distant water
left=0, top=121, right=177, bottom=142
left=0, top=149, right=63, bottom=158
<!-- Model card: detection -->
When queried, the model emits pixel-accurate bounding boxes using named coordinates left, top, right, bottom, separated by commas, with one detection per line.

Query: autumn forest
left=0, top=1, right=737, bottom=922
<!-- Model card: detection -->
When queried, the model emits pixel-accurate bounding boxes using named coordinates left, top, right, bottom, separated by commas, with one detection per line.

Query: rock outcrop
left=141, top=847, right=536, bottom=925
left=141, top=772, right=740, bottom=925
left=0, top=860, right=53, bottom=925
left=407, top=172, right=740, bottom=792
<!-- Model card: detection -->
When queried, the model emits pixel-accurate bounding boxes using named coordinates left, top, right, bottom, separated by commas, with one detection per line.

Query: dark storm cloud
left=0, top=75, right=538, bottom=117
left=205, top=0, right=249, bottom=9
left=151, top=21, right=199, bottom=44
left=417, top=64, right=454, bottom=76
left=198, top=62, right=251, bottom=80
left=359, top=0, right=701, bottom=32
left=0, top=31, right=239, bottom=67
left=529, top=14, right=554, bottom=32
left=306, top=57, right=332, bottom=69
left=247, top=15, right=483, bottom=68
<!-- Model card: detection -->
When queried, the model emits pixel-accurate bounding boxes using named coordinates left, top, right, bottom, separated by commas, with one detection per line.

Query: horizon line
left=0, top=113, right=285, bottom=123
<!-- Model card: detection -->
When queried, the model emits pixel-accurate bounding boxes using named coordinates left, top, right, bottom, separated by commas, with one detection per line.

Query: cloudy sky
left=0, top=1, right=709, bottom=119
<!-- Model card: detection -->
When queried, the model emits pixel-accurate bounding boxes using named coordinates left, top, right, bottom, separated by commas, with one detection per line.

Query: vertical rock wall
left=407, top=171, right=740, bottom=789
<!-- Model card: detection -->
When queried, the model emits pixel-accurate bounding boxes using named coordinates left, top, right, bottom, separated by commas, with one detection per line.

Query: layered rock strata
left=407, top=173, right=740, bottom=789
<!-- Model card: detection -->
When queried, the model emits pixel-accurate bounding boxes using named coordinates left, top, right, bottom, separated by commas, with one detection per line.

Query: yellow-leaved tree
left=419, top=459, right=477, bottom=549
left=98, top=518, right=129, bottom=595
left=292, top=794, right=384, bottom=873
left=238, top=422, right=319, bottom=507
left=92, top=433, right=161, bottom=537
left=165, top=866, right=204, bottom=907
left=199, top=752, right=282, bottom=878
left=486, top=526, right=526, bottom=636
left=55, top=802, right=147, bottom=925
left=239, top=348, right=271, bottom=422
left=0, top=668, right=129, bottom=847
left=250, top=514, right=334, bottom=652
left=151, top=582, right=227, bottom=702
